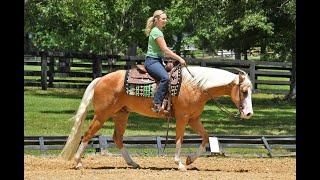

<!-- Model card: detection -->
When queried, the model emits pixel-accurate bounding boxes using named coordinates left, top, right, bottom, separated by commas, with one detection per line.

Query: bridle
left=237, top=82, right=245, bottom=114
left=207, top=77, right=244, bottom=121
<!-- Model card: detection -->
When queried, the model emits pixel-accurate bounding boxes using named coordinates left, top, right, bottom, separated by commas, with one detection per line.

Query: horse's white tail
left=60, top=77, right=102, bottom=160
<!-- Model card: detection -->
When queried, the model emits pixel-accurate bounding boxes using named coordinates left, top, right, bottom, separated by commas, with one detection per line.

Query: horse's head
left=181, top=66, right=253, bottom=119
left=230, top=69, right=253, bottom=120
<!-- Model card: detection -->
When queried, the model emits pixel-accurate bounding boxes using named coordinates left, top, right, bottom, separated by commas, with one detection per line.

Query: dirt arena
left=25, top=155, right=295, bottom=180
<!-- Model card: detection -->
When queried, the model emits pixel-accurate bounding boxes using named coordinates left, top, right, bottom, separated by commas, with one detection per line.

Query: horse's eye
left=242, top=91, right=248, bottom=97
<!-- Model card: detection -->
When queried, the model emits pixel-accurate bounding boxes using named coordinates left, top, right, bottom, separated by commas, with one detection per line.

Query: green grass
left=257, top=75, right=290, bottom=91
left=258, top=84, right=289, bottom=91
left=24, top=87, right=296, bottom=136
left=24, top=65, right=92, bottom=72
left=258, top=76, right=290, bottom=81
left=24, top=65, right=41, bottom=71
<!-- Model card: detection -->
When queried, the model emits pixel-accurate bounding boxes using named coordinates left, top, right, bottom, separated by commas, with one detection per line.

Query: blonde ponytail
left=145, top=17, right=154, bottom=36
left=144, top=10, right=165, bottom=36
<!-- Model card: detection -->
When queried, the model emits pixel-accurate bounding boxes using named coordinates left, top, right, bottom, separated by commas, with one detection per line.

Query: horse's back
left=94, top=70, right=126, bottom=95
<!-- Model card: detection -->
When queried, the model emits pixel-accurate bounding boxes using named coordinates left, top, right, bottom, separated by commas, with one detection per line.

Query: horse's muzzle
left=240, top=111, right=253, bottom=120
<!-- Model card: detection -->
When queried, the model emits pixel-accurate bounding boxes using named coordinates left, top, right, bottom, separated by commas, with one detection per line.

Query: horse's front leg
left=186, top=117, right=209, bottom=165
left=174, top=117, right=188, bottom=171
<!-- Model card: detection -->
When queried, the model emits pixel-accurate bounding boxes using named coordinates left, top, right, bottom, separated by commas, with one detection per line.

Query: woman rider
left=144, top=10, right=187, bottom=113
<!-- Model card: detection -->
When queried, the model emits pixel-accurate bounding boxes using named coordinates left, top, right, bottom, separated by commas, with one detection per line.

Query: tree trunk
left=174, top=33, right=182, bottom=56
left=260, top=44, right=267, bottom=60
left=234, top=49, right=241, bottom=61
left=127, top=43, right=137, bottom=56
left=244, top=49, right=248, bottom=60
left=287, top=38, right=296, bottom=99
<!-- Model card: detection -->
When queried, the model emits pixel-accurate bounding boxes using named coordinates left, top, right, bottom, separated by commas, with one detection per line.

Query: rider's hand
left=179, top=59, right=187, bottom=66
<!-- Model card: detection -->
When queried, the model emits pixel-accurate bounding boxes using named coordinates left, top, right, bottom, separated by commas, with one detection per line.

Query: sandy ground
left=24, top=155, right=295, bottom=180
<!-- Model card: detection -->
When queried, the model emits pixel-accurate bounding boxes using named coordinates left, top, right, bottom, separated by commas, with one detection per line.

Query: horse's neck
left=204, top=84, right=233, bottom=100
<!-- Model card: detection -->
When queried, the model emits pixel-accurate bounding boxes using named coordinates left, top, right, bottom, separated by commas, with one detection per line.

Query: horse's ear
left=234, top=68, right=246, bottom=75
left=233, top=68, right=247, bottom=83
left=239, top=73, right=245, bottom=83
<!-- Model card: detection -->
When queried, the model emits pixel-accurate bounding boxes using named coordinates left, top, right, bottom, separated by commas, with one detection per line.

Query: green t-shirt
left=146, top=27, right=164, bottom=58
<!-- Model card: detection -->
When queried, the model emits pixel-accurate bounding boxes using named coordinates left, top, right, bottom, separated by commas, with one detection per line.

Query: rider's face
left=156, top=14, right=168, bottom=29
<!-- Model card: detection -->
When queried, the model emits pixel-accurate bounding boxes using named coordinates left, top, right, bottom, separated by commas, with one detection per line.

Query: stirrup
left=151, top=103, right=161, bottom=113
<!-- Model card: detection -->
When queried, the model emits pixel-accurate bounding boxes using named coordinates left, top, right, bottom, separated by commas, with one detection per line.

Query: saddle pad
left=124, top=65, right=182, bottom=97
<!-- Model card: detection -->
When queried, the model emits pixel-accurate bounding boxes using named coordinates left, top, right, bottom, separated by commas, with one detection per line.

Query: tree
left=25, top=0, right=295, bottom=71
left=203, top=0, right=274, bottom=60
left=24, top=0, right=111, bottom=53
left=164, top=1, right=197, bottom=55
left=279, top=0, right=295, bottom=99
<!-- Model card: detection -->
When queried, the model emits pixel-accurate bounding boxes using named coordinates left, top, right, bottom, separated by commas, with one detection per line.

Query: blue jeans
left=144, top=56, right=169, bottom=105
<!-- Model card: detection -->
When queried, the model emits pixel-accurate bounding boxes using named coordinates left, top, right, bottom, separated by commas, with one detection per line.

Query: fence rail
left=24, top=51, right=292, bottom=94
left=24, top=135, right=296, bottom=157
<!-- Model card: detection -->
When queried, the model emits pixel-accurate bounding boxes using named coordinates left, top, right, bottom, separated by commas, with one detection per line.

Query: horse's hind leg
left=74, top=113, right=110, bottom=169
left=186, top=116, right=209, bottom=165
left=112, top=109, right=140, bottom=168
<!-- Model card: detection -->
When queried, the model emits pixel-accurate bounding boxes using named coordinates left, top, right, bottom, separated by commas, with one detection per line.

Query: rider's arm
left=156, top=37, right=186, bottom=66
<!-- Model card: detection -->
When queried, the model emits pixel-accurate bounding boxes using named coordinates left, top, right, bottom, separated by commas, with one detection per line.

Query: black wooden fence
left=24, top=135, right=296, bottom=158
left=24, top=51, right=292, bottom=94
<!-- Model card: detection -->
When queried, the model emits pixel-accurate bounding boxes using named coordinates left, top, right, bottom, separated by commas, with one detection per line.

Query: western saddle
left=124, top=60, right=182, bottom=116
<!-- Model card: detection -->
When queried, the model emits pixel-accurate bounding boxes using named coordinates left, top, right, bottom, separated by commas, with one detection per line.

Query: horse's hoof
left=100, top=150, right=112, bottom=156
left=74, top=163, right=83, bottom=170
left=186, top=156, right=193, bottom=165
left=128, top=162, right=140, bottom=169
left=132, top=164, right=141, bottom=169
left=178, top=164, right=187, bottom=171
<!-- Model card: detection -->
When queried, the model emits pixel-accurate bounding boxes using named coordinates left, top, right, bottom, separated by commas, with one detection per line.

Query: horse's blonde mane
left=181, top=66, right=237, bottom=90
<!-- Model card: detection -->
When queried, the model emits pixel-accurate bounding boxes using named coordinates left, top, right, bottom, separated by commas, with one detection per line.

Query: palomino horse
left=61, top=66, right=253, bottom=171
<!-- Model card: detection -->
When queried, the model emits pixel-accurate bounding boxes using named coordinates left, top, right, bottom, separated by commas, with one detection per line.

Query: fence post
left=249, top=61, right=256, bottom=92
left=58, top=57, right=70, bottom=77
left=39, top=137, right=45, bottom=155
left=261, top=136, right=273, bottom=157
left=125, top=56, right=133, bottom=70
left=156, top=136, right=162, bottom=156
left=98, top=135, right=108, bottom=155
left=92, top=56, right=102, bottom=79
left=41, top=55, right=48, bottom=90
left=48, top=56, right=55, bottom=87
left=107, top=55, right=118, bottom=73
